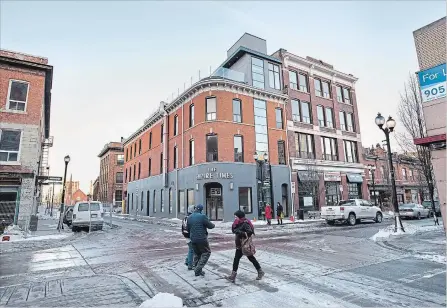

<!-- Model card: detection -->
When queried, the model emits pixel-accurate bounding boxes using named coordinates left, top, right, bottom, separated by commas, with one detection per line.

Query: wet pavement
left=0, top=217, right=445, bottom=307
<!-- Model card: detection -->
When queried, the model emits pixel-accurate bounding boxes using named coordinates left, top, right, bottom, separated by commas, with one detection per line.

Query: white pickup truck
left=321, top=199, right=383, bottom=226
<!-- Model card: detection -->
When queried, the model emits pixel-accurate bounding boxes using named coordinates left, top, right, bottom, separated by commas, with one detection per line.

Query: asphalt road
left=0, top=217, right=445, bottom=307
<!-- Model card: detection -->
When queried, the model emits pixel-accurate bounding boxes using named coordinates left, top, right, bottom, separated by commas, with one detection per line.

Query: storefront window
left=348, top=183, right=362, bottom=199
left=239, top=187, right=252, bottom=213
left=178, top=190, right=185, bottom=214
left=187, top=189, right=195, bottom=208
left=160, top=189, right=164, bottom=212
left=169, top=188, right=173, bottom=213
left=325, top=182, right=339, bottom=206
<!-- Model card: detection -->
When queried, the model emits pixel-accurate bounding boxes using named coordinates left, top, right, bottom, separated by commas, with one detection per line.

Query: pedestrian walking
left=276, top=202, right=284, bottom=225
left=187, top=204, right=215, bottom=277
left=182, top=205, right=195, bottom=270
left=226, top=210, right=264, bottom=283
left=264, top=203, right=272, bottom=225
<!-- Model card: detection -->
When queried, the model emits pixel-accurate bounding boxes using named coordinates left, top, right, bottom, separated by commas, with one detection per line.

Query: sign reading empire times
left=418, top=63, right=446, bottom=103
left=197, top=168, right=234, bottom=180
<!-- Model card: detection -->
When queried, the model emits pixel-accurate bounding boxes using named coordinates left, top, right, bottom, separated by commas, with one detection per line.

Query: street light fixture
left=57, top=155, right=71, bottom=231
left=375, top=113, right=404, bottom=232
left=367, top=164, right=377, bottom=207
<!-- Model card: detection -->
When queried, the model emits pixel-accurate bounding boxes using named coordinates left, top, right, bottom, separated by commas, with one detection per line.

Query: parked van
left=72, top=201, right=103, bottom=232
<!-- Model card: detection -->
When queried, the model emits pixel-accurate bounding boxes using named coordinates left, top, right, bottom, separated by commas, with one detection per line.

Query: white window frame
left=0, top=128, right=22, bottom=165
left=6, top=79, right=30, bottom=113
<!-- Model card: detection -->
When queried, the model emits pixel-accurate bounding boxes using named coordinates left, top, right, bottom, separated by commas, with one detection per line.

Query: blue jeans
left=185, top=241, right=194, bottom=267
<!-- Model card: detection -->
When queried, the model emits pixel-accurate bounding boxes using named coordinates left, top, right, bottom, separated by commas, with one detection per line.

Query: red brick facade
left=98, top=142, right=124, bottom=206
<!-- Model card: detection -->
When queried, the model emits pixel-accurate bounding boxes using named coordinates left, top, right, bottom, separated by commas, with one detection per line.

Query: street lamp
left=375, top=113, right=404, bottom=232
left=254, top=151, right=269, bottom=220
left=57, top=155, right=70, bottom=231
left=367, top=164, right=377, bottom=207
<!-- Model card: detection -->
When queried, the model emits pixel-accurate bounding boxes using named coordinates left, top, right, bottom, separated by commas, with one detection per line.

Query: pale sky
left=1, top=1, right=445, bottom=193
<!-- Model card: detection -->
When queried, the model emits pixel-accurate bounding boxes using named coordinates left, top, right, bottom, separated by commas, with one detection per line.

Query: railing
left=212, top=67, right=246, bottom=83
left=295, top=151, right=315, bottom=159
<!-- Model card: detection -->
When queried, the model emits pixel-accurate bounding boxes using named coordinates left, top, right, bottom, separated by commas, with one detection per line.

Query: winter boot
left=256, top=269, right=265, bottom=280
left=195, top=270, right=205, bottom=277
left=226, top=271, right=237, bottom=283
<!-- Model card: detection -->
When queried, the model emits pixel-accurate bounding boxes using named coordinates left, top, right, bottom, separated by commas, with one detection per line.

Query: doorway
left=281, top=184, right=289, bottom=217
left=204, top=182, right=223, bottom=220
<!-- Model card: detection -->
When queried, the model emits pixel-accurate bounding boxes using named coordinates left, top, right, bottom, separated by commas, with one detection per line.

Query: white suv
left=321, top=199, right=383, bottom=226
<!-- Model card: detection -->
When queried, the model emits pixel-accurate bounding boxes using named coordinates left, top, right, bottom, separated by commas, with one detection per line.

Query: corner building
left=123, top=34, right=291, bottom=221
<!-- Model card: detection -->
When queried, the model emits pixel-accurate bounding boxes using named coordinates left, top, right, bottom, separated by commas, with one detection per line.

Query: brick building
left=271, top=49, right=366, bottom=213
left=98, top=141, right=124, bottom=207
left=413, top=17, right=446, bottom=229
left=363, top=144, right=428, bottom=207
left=0, top=49, right=53, bottom=227
left=64, top=176, right=80, bottom=205
left=70, top=189, right=88, bottom=205
left=123, top=34, right=291, bottom=221
left=92, top=176, right=99, bottom=201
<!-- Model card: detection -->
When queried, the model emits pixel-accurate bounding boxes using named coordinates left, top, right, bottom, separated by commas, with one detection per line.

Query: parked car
left=400, top=203, right=430, bottom=219
left=321, top=199, right=383, bottom=226
left=63, top=205, right=74, bottom=226
left=422, top=200, right=441, bottom=217
left=71, top=201, right=104, bottom=232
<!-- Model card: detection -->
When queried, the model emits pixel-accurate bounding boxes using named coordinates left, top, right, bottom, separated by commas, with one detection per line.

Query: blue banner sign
left=418, top=63, right=446, bottom=103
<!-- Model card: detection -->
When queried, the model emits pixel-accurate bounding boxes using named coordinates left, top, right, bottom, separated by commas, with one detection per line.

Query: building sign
left=291, top=181, right=296, bottom=193
left=324, top=171, right=341, bottom=182
left=418, top=63, right=446, bottom=103
left=210, top=188, right=221, bottom=197
left=197, top=168, right=234, bottom=180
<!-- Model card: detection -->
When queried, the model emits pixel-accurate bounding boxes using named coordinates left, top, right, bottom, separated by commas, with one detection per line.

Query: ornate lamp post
left=57, top=155, right=70, bottom=231
left=375, top=113, right=404, bottom=232
left=367, top=164, right=377, bottom=206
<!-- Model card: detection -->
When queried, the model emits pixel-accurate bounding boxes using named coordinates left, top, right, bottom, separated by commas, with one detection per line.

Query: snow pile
left=370, top=222, right=443, bottom=241
left=139, top=293, right=184, bottom=308
left=414, top=254, right=447, bottom=264
left=1, top=225, right=72, bottom=243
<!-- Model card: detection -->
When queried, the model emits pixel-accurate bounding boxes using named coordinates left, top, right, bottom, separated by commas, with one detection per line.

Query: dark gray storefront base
left=126, top=162, right=291, bottom=222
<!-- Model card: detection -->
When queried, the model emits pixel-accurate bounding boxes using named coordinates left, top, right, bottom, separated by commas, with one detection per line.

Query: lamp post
left=375, top=113, right=404, bottom=232
left=254, top=151, right=269, bottom=220
left=57, top=155, right=70, bottom=231
left=367, top=164, right=377, bottom=207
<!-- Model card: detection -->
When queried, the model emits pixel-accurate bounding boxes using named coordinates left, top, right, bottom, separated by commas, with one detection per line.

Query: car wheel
left=417, top=212, right=421, bottom=220
left=375, top=212, right=383, bottom=223
left=426, top=212, right=430, bottom=219
left=326, top=220, right=335, bottom=226
left=348, top=213, right=356, bottom=226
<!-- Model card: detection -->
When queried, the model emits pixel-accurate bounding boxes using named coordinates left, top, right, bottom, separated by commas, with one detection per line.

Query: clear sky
left=1, top=1, right=445, bottom=193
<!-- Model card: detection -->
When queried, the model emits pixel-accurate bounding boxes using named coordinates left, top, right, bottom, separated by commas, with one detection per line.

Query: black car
left=63, top=206, right=74, bottom=226
left=422, top=200, right=441, bottom=216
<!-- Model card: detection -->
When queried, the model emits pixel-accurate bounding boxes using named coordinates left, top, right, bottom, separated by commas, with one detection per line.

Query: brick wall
left=413, top=17, right=446, bottom=71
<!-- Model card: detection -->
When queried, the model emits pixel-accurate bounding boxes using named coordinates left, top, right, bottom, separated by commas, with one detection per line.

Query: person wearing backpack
left=182, top=205, right=195, bottom=270
left=226, top=210, right=264, bottom=283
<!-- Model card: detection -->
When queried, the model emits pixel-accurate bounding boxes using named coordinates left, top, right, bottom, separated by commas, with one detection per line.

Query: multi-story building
left=0, top=49, right=53, bottom=227
left=272, top=49, right=366, bottom=213
left=92, top=176, right=99, bottom=201
left=123, top=34, right=291, bottom=221
left=64, top=176, right=80, bottom=205
left=98, top=141, right=124, bottom=207
left=363, top=144, right=428, bottom=207
left=413, top=17, right=446, bottom=229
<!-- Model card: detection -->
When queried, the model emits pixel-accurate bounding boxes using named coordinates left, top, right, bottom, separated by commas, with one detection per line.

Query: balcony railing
left=212, top=67, right=246, bottom=84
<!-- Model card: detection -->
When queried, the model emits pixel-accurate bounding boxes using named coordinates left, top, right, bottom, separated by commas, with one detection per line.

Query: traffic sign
left=37, top=176, right=63, bottom=181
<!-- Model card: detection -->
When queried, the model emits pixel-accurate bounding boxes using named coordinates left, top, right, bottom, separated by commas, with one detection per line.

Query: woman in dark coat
left=276, top=202, right=284, bottom=225
left=226, top=210, right=264, bottom=283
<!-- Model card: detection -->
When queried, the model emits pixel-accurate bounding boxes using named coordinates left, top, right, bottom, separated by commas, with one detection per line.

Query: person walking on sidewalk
left=226, top=210, right=264, bottom=283
left=264, top=203, right=272, bottom=226
left=276, top=202, right=284, bottom=225
left=182, top=205, right=195, bottom=270
left=187, top=204, right=215, bottom=277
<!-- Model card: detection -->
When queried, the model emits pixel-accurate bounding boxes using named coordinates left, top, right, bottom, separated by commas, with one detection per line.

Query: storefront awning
left=298, top=171, right=319, bottom=182
left=347, top=173, right=363, bottom=183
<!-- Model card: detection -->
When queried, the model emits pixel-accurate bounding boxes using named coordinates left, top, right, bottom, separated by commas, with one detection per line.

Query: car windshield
left=399, top=204, right=415, bottom=209
left=339, top=200, right=356, bottom=206
left=78, top=203, right=101, bottom=211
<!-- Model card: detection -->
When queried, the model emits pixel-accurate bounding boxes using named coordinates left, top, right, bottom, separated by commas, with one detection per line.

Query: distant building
left=70, top=189, right=88, bottom=205
left=64, top=175, right=80, bottom=205
left=92, top=177, right=99, bottom=201
left=98, top=141, right=124, bottom=207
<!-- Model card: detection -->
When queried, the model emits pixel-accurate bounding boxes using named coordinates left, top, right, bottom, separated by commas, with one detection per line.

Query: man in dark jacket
left=187, top=204, right=215, bottom=276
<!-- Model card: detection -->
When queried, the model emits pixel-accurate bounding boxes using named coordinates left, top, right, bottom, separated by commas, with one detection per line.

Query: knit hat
left=234, top=210, right=245, bottom=219
left=196, top=204, right=204, bottom=212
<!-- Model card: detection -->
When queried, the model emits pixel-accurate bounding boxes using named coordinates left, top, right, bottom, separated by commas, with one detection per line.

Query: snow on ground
left=370, top=221, right=443, bottom=242
left=414, top=254, right=447, bottom=265
left=1, top=224, right=72, bottom=243
left=139, top=293, right=184, bottom=308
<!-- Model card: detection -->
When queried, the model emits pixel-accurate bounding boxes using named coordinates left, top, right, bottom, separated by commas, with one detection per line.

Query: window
left=380, top=166, right=385, bottom=179
left=339, top=111, right=346, bottom=130
left=78, top=203, right=101, bottom=211
left=148, top=158, right=152, bottom=176
left=325, top=182, right=339, bottom=206
left=116, top=172, right=123, bottom=184
left=314, top=79, right=322, bottom=97
left=149, top=132, right=152, bottom=149
left=402, top=168, right=407, bottom=181
left=348, top=184, right=362, bottom=199
left=178, top=190, right=185, bottom=214
left=125, top=169, right=127, bottom=183
left=173, top=146, right=178, bottom=169
left=278, top=141, right=286, bottom=165
left=189, top=139, right=195, bottom=165
left=339, top=111, right=355, bottom=132
left=291, top=99, right=300, bottom=122
left=160, top=124, right=164, bottom=143
left=117, top=154, right=124, bottom=166
left=139, top=139, right=142, bottom=155
left=115, top=190, right=123, bottom=202
left=317, top=106, right=334, bottom=128
left=234, top=135, right=243, bottom=162
left=160, top=153, right=163, bottom=173
left=133, top=143, right=136, bottom=157
left=0, top=130, right=21, bottom=162
left=295, top=133, right=314, bottom=159
left=153, top=190, right=157, bottom=213
left=343, top=88, right=351, bottom=104
left=125, top=149, right=128, bottom=162
left=409, top=169, right=414, bottom=181
left=289, top=71, right=298, bottom=90
left=187, top=189, right=195, bottom=208
left=254, top=99, right=268, bottom=152
left=7, top=80, right=29, bottom=111
left=206, top=134, right=218, bottom=162
left=189, top=104, right=194, bottom=127
left=298, top=73, right=308, bottom=92
left=268, top=63, right=280, bottom=90
left=252, top=57, right=265, bottom=89
left=160, top=189, right=164, bottom=212
left=173, top=115, right=178, bottom=136
left=336, top=86, right=343, bottom=102
left=321, top=137, right=338, bottom=161
left=317, top=106, right=325, bottom=126
left=141, top=191, right=144, bottom=211
left=239, top=187, right=252, bottom=213
left=275, top=108, right=283, bottom=129
left=133, top=164, right=136, bottom=180
left=138, top=162, right=141, bottom=179
left=233, top=99, right=242, bottom=123
left=344, top=140, right=358, bottom=163
left=322, top=81, right=331, bottom=98
left=146, top=190, right=150, bottom=215
left=325, top=108, right=334, bottom=128
left=169, top=188, right=173, bottom=213
left=206, top=97, right=217, bottom=121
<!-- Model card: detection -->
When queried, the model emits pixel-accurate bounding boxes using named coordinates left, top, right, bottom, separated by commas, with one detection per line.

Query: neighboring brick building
left=123, top=34, right=291, bottom=221
left=69, top=189, right=88, bottom=205
left=92, top=176, right=99, bottom=201
left=0, top=49, right=53, bottom=227
left=98, top=141, right=124, bottom=207
left=64, top=176, right=80, bottom=205
left=272, top=49, right=367, bottom=213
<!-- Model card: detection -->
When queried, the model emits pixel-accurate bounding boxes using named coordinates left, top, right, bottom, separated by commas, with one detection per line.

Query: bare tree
left=395, top=74, right=439, bottom=225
